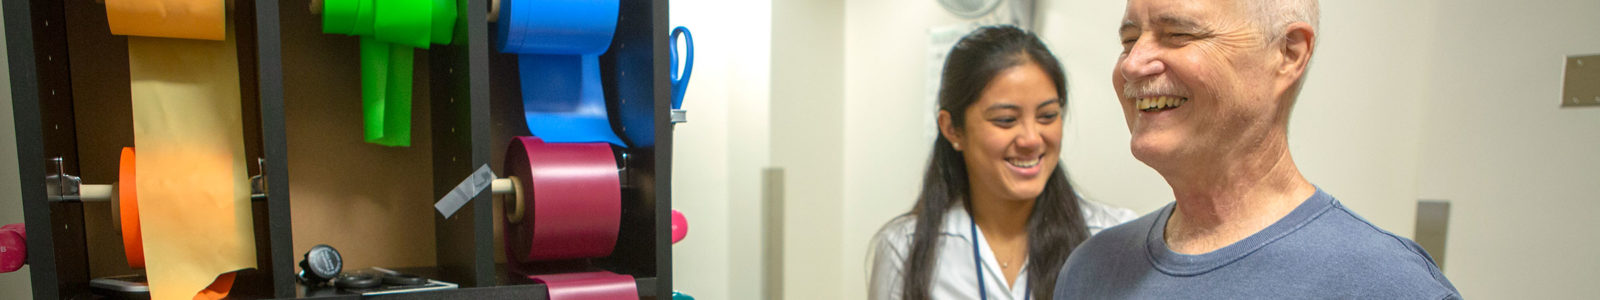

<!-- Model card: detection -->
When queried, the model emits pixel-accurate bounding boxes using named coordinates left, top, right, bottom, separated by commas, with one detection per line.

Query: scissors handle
left=670, top=26, right=694, bottom=110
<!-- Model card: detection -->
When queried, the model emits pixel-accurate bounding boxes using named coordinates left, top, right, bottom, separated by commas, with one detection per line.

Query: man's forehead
left=1120, top=0, right=1237, bottom=29
left=1122, top=15, right=1204, bottom=32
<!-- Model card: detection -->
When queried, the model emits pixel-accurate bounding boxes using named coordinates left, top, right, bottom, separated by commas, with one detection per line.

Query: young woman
left=869, top=26, right=1135, bottom=300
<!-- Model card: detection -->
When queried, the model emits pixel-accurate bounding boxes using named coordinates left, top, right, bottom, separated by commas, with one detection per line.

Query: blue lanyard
left=970, top=218, right=1029, bottom=300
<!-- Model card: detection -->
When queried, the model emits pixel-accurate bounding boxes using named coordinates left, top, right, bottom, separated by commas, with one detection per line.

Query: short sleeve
left=1079, top=196, right=1140, bottom=235
left=868, top=217, right=914, bottom=300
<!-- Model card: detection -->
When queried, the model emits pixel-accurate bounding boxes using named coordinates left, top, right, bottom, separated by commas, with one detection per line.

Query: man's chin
left=1129, top=140, right=1180, bottom=167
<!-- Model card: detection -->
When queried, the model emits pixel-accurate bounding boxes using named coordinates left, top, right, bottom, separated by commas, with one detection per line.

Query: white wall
left=771, top=0, right=848, bottom=299
left=1, top=6, right=37, bottom=298
left=838, top=0, right=962, bottom=296
left=667, top=0, right=773, bottom=299
left=1416, top=0, right=1600, bottom=298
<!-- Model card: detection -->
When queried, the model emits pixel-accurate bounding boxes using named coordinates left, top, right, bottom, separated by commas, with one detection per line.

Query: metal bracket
left=48, top=156, right=270, bottom=202
left=670, top=109, right=688, bottom=124
left=251, top=157, right=268, bottom=196
left=45, top=157, right=83, bottom=201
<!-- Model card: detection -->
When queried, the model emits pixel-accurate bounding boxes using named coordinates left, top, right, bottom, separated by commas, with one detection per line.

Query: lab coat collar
left=940, top=203, right=975, bottom=240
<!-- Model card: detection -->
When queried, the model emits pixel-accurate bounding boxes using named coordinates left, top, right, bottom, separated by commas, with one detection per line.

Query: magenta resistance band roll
left=528, top=271, right=637, bottom=300
left=503, top=136, right=621, bottom=262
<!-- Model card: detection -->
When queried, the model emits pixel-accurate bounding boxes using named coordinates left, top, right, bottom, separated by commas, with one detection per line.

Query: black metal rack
left=4, top=0, right=672, bottom=298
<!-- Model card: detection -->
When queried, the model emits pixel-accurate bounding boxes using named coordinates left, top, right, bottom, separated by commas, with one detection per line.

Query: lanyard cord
left=970, top=217, right=1030, bottom=300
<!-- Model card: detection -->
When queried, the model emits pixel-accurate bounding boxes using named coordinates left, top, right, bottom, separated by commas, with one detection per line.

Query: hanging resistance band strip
left=324, top=0, right=457, bottom=146
left=496, top=0, right=625, bottom=146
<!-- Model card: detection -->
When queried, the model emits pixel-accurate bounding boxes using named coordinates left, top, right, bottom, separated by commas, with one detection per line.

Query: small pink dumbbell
left=671, top=210, right=688, bottom=244
left=0, top=223, right=25, bottom=273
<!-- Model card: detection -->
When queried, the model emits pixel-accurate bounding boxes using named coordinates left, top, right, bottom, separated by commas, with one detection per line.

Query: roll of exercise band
left=117, top=147, right=144, bottom=269
left=107, top=1, right=255, bottom=298
left=128, top=28, right=255, bottom=300
left=105, top=0, right=225, bottom=40
left=496, top=0, right=625, bottom=146
left=323, top=0, right=457, bottom=146
left=502, top=137, right=621, bottom=262
left=527, top=271, right=637, bottom=300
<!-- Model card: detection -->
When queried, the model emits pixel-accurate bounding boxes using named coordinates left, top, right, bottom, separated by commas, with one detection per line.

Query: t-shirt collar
left=1146, top=186, right=1338, bottom=276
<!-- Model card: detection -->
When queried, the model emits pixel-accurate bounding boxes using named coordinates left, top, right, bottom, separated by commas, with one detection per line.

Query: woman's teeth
left=1136, top=96, right=1188, bottom=112
left=1008, top=157, right=1040, bottom=168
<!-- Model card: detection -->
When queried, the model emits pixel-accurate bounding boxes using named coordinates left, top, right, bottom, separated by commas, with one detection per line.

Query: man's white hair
left=1239, top=0, right=1319, bottom=114
left=1243, top=0, right=1320, bottom=42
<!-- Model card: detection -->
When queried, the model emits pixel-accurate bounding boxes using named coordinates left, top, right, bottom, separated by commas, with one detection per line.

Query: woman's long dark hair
left=900, top=25, right=1090, bottom=300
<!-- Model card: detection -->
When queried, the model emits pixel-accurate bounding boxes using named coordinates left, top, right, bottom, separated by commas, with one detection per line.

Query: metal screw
left=1578, top=59, right=1586, bottom=66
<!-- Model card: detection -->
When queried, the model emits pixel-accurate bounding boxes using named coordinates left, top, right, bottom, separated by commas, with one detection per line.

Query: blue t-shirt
left=1053, top=188, right=1460, bottom=299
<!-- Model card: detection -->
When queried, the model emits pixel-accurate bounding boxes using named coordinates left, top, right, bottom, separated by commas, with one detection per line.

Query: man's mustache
left=1122, top=80, right=1191, bottom=98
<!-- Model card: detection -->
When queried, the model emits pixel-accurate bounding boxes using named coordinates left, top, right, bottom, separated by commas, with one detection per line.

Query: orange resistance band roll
left=119, top=147, right=144, bottom=268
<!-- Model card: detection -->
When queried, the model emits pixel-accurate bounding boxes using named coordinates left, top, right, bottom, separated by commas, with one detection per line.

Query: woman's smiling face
left=942, top=61, right=1064, bottom=202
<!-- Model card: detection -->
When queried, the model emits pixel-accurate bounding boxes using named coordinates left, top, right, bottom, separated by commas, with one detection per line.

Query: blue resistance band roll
left=496, top=0, right=624, bottom=146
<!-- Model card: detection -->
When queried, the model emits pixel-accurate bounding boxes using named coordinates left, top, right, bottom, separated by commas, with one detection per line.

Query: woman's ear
left=938, top=110, right=963, bottom=151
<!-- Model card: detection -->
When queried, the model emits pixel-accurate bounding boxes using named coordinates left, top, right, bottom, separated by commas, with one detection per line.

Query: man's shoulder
left=1062, top=206, right=1163, bottom=270
left=1297, top=200, right=1441, bottom=261
left=1054, top=207, right=1164, bottom=297
left=1275, top=198, right=1459, bottom=297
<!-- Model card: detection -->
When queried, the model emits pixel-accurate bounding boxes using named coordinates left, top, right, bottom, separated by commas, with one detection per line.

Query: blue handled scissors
left=670, top=26, right=694, bottom=111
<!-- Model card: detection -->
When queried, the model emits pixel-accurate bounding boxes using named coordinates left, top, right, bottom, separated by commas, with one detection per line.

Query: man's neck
left=1160, top=146, right=1315, bottom=255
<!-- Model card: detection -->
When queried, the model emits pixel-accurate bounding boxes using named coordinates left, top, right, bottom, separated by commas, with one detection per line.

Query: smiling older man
left=1052, top=0, right=1460, bottom=298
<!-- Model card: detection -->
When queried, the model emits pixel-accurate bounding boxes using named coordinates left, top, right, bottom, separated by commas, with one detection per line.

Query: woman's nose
left=1015, top=122, right=1043, bottom=151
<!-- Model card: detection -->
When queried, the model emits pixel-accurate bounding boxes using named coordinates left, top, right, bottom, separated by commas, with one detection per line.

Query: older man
left=1053, top=0, right=1460, bottom=298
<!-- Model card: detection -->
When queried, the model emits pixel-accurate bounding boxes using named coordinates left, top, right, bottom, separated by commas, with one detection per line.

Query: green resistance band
left=324, top=0, right=457, bottom=147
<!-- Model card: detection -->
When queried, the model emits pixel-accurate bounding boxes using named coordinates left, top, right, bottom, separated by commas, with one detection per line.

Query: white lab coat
left=867, top=198, right=1137, bottom=300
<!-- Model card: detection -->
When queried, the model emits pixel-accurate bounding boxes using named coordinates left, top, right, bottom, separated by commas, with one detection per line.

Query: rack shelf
left=4, top=0, right=674, bottom=298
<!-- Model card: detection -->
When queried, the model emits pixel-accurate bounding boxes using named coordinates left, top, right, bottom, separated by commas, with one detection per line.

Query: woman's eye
left=991, top=117, right=1017, bottom=126
left=1038, top=112, right=1060, bottom=122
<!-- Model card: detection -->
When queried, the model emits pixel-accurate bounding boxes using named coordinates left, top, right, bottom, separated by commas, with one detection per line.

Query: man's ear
left=938, top=110, right=963, bottom=151
left=1278, top=22, right=1316, bottom=81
